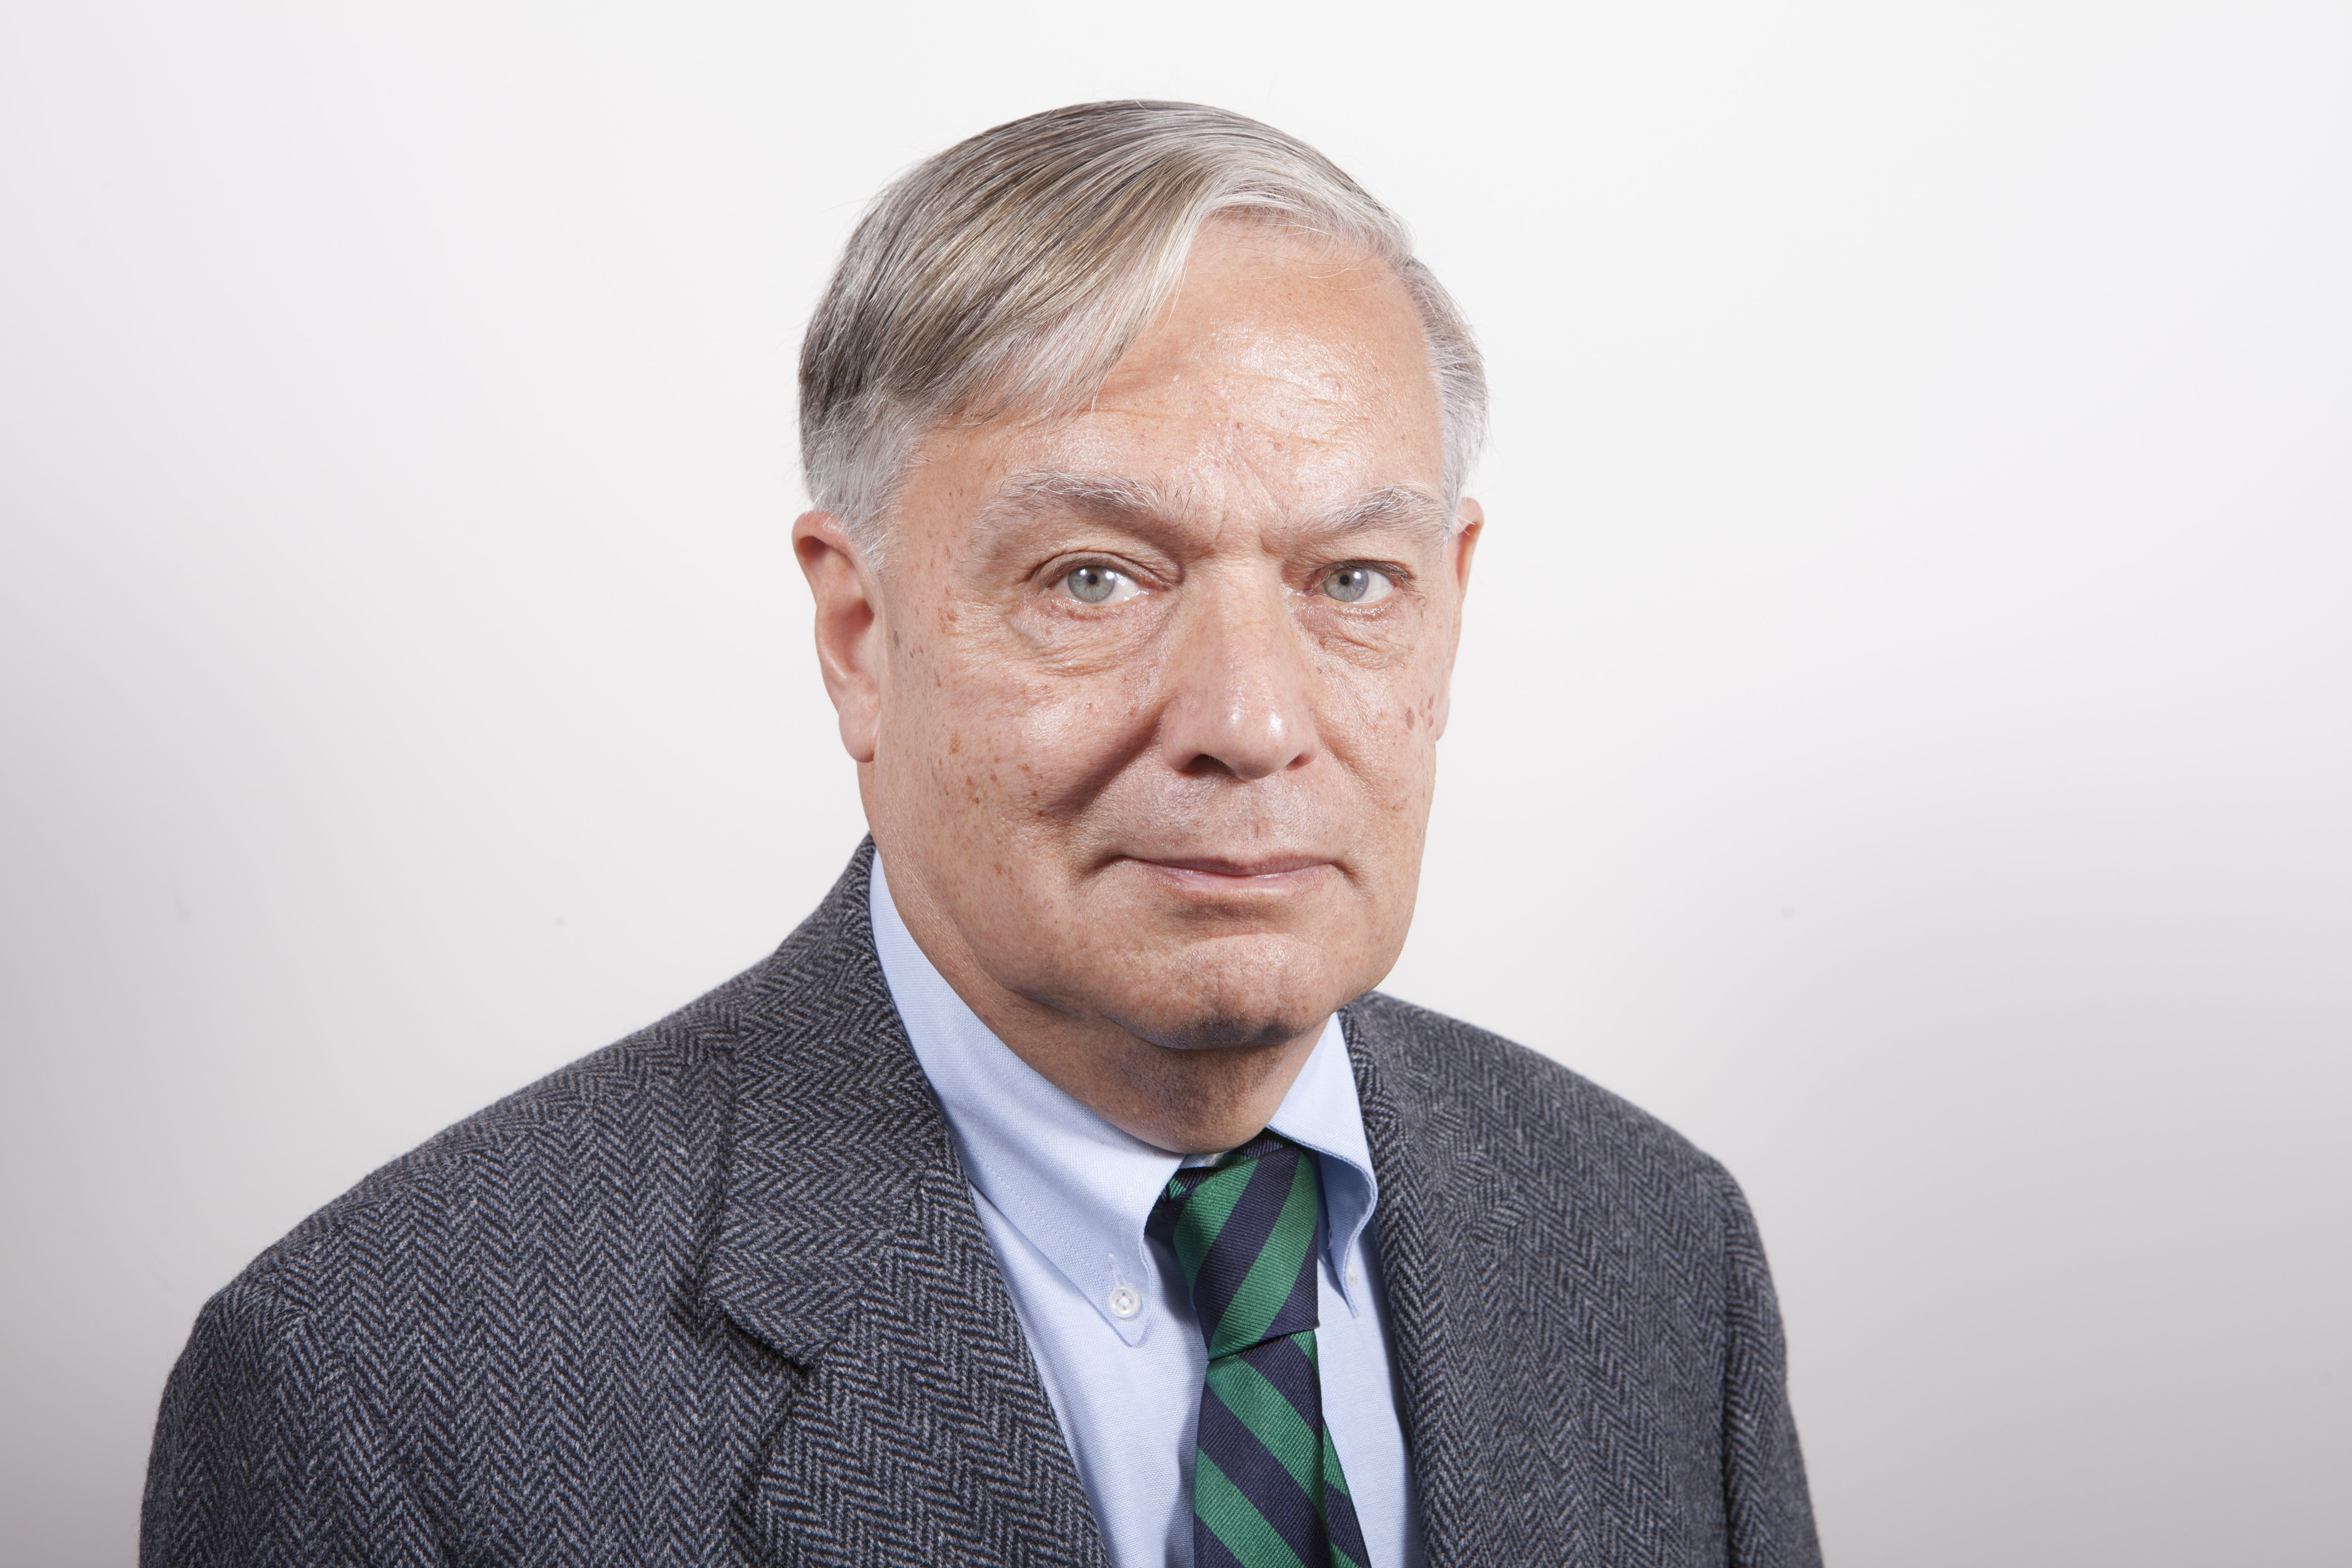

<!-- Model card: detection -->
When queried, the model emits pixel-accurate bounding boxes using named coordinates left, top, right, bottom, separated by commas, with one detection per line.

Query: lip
left=1124, top=854, right=1334, bottom=880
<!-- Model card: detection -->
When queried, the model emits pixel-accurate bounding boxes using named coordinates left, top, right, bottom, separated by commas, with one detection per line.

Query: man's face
left=830, top=221, right=1478, bottom=1056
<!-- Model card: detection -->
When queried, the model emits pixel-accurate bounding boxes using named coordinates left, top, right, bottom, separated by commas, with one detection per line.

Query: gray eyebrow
left=975, top=472, right=1452, bottom=545
left=1311, top=483, right=1454, bottom=545
left=972, top=471, right=1174, bottom=533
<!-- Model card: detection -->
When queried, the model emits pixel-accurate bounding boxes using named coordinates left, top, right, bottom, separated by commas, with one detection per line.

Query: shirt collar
left=868, top=854, right=1379, bottom=1342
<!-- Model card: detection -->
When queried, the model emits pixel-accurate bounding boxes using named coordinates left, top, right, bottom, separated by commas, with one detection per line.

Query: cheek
left=1320, top=644, right=1450, bottom=751
left=1381, top=607, right=1465, bottom=750
left=897, top=636, right=1151, bottom=821
left=1301, top=684, right=1438, bottom=844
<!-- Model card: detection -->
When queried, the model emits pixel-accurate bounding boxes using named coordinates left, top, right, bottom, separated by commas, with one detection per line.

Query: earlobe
left=792, top=510, right=885, bottom=764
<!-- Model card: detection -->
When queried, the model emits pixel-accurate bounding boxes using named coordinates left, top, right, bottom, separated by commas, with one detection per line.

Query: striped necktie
left=1149, top=1132, right=1371, bottom=1568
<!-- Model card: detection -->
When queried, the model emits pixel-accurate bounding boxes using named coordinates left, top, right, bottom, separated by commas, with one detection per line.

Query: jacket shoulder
left=234, top=854, right=877, bottom=1299
left=245, top=978, right=741, bottom=1297
left=1342, top=992, right=1821, bottom=1564
left=144, top=845, right=967, bottom=1563
left=1344, top=988, right=1733, bottom=1198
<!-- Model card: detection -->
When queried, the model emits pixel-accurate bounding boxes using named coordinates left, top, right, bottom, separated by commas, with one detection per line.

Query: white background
left=4, top=3, right=2346, bottom=1562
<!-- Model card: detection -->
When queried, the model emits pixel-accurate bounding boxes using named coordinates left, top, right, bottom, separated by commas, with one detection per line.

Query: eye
left=1056, top=563, right=1142, bottom=605
left=1319, top=565, right=1396, bottom=605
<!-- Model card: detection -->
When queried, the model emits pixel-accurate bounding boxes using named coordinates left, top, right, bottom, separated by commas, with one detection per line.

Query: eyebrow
left=975, top=471, right=1454, bottom=546
left=972, top=471, right=1171, bottom=534
left=1310, top=483, right=1455, bottom=545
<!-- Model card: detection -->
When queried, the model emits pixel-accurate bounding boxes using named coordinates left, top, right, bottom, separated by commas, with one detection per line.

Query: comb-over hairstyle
left=799, top=101, right=1486, bottom=565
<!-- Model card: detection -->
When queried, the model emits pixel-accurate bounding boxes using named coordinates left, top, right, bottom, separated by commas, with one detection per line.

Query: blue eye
left=1060, top=565, right=1134, bottom=604
left=1322, top=566, right=1393, bottom=604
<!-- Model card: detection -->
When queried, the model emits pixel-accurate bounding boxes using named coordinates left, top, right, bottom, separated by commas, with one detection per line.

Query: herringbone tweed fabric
left=144, top=842, right=1821, bottom=1566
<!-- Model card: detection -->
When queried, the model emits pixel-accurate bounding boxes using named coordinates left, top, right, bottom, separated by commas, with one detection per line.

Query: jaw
left=1011, top=915, right=1398, bottom=1054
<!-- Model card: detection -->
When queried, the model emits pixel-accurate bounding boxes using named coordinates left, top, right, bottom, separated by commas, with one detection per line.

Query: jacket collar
left=701, top=841, right=938, bottom=1360
left=1346, top=1001, right=1573, bottom=1568
left=698, top=841, right=1110, bottom=1564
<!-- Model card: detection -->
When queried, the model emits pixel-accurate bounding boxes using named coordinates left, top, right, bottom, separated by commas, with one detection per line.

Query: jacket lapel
left=701, top=845, right=1109, bottom=1566
left=1346, top=1003, right=1599, bottom=1568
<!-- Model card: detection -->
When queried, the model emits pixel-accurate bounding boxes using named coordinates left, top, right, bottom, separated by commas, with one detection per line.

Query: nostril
left=1155, top=603, right=1320, bottom=779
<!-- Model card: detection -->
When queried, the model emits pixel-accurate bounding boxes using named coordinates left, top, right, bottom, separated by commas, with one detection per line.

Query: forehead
left=919, top=224, right=1446, bottom=533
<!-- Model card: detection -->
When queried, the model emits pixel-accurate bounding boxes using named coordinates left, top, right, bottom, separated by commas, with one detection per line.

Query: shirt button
left=1107, top=1286, right=1142, bottom=1320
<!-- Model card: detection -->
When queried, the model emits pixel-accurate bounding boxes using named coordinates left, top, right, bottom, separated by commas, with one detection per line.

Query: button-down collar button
left=1107, top=1286, right=1142, bottom=1320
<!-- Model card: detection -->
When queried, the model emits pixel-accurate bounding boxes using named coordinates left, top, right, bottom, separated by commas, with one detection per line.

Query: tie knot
left=1149, top=1132, right=1323, bottom=1359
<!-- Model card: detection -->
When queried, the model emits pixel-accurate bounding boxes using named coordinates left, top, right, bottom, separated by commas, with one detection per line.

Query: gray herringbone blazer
left=144, top=843, right=1821, bottom=1565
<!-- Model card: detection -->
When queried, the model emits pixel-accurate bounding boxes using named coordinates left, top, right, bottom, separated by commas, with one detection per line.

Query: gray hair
left=798, top=101, right=1486, bottom=566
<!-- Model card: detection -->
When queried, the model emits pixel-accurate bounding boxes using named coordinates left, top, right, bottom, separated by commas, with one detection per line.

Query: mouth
left=1122, top=854, right=1336, bottom=886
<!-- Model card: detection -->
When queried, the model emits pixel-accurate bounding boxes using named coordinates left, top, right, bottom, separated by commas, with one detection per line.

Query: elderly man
left=144, top=103, right=1820, bottom=1567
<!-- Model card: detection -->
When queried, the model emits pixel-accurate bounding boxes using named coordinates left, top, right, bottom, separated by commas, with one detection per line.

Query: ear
left=1449, top=497, right=1483, bottom=596
left=1430, top=497, right=1483, bottom=741
left=792, top=510, right=885, bottom=763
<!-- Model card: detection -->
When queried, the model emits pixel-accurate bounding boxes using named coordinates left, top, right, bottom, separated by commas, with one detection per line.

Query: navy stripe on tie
left=1326, top=1474, right=1371, bottom=1568
left=1192, top=1149, right=1320, bottom=1351
left=1200, top=1371, right=1328, bottom=1564
left=1246, top=1331, right=1327, bottom=1439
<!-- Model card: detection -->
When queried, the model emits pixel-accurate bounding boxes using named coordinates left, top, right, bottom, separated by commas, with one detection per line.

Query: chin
left=1096, top=934, right=1370, bottom=1055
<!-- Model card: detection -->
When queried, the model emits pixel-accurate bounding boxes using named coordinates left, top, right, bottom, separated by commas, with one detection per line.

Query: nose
left=1155, top=573, right=1319, bottom=780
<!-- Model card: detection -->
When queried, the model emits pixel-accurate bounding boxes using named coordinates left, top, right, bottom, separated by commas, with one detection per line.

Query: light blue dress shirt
left=869, top=857, right=1424, bottom=1568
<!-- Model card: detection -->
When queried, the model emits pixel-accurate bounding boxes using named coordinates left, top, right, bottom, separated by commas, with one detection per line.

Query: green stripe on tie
left=1172, top=1163, right=1249, bottom=1291
left=1320, top=1427, right=1351, bottom=1498
left=1205, top=1349, right=1321, bottom=1493
left=1194, top=1451, right=1311, bottom=1568
left=1206, top=1155, right=1319, bottom=1357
